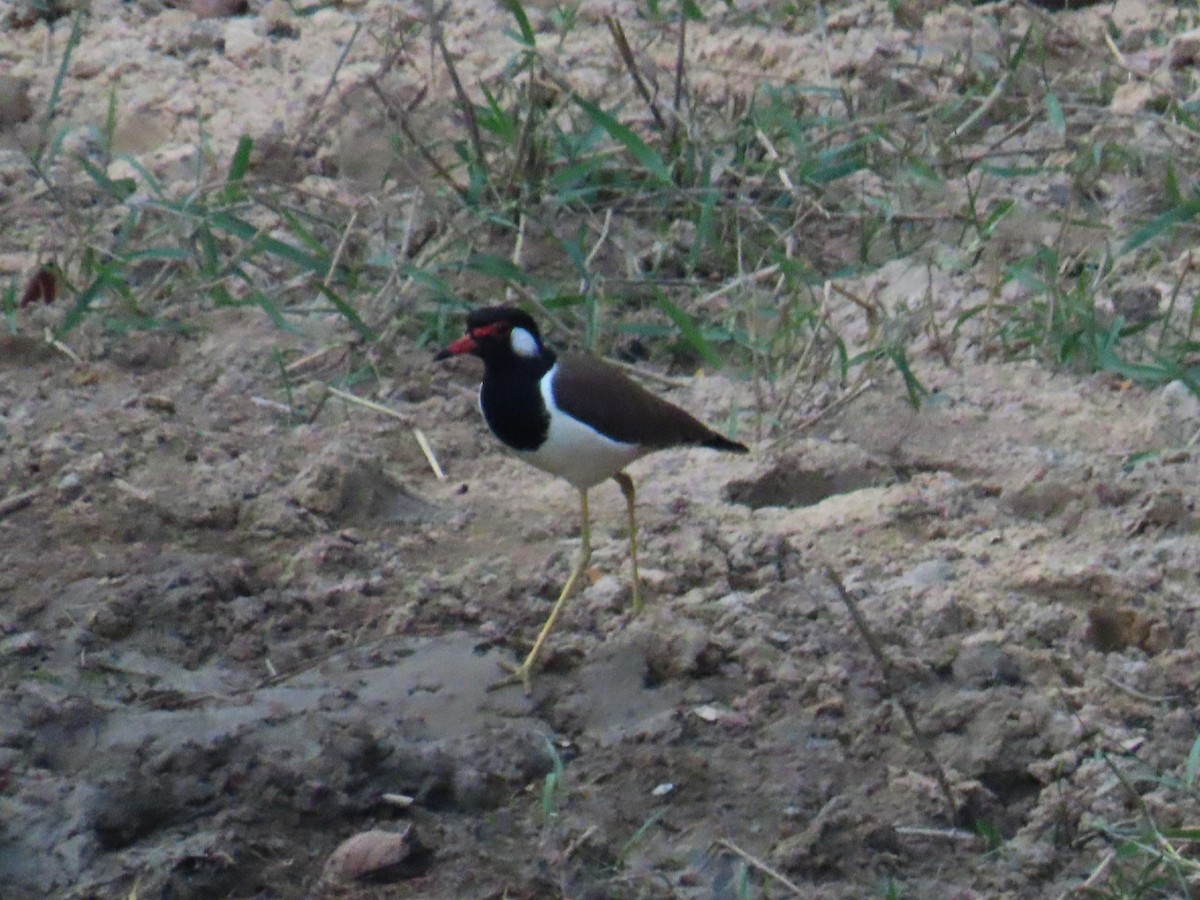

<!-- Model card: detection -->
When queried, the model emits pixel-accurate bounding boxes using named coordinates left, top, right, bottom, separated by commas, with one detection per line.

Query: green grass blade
left=1045, top=93, right=1065, bottom=136
left=1122, top=200, right=1200, bottom=253
left=500, top=0, right=536, bottom=47
left=77, top=157, right=136, bottom=202
left=223, top=135, right=254, bottom=203
left=276, top=208, right=330, bottom=258
left=655, top=292, right=723, bottom=367
left=1165, top=160, right=1182, bottom=206
left=477, top=83, right=518, bottom=144
left=117, top=155, right=166, bottom=198
left=573, top=96, right=673, bottom=187
left=34, top=11, right=85, bottom=167
left=58, top=269, right=117, bottom=335
left=1007, top=25, right=1033, bottom=72
left=689, top=185, right=718, bottom=269
left=123, top=246, right=191, bottom=262
left=462, top=253, right=531, bottom=283
left=888, top=345, right=928, bottom=408
left=1187, top=734, right=1200, bottom=788
left=314, top=283, right=375, bottom=339
left=102, top=85, right=118, bottom=153
left=209, top=211, right=331, bottom=272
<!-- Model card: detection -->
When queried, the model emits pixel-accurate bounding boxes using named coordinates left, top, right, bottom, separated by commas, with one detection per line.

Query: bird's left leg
left=612, top=472, right=642, bottom=614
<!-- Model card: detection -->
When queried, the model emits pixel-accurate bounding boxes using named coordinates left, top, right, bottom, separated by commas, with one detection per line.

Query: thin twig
left=754, top=128, right=798, bottom=197
left=509, top=210, right=526, bottom=305
left=294, top=22, right=362, bottom=153
left=284, top=343, right=349, bottom=376
left=365, top=76, right=468, bottom=199
left=1056, top=850, right=1112, bottom=899
left=669, top=12, right=687, bottom=149
left=1101, top=27, right=1166, bottom=83
left=696, top=264, right=780, bottom=306
left=1101, top=673, right=1177, bottom=704
left=584, top=208, right=613, bottom=271
left=605, top=16, right=668, bottom=132
left=564, top=825, right=598, bottom=859
left=250, top=395, right=294, bottom=415
left=412, top=428, right=446, bottom=481
left=826, top=569, right=959, bottom=824
left=325, top=208, right=357, bottom=288
left=950, top=68, right=1012, bottom=140
left=430, top=15, right=487, bottom=175
left=711, top=838, right=805, bottom=897
left=895, top=826, right=981, bottom=843
left=398, top=189, right=420, bottom=263
left=326, top=385, right=410, bottom=423
left=325, top=387, right=444, bottom=480
left=43, top=327, right=80, bottom=363
left=0, top=488, right=39, bottom=519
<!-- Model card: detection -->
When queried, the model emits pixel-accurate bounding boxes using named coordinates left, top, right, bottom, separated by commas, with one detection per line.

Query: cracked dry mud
left=4, top=1, right=1200, bottom=898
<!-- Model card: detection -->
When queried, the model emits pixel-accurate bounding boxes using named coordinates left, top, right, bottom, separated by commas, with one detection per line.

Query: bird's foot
left=487, top=658, right=535, bottom=696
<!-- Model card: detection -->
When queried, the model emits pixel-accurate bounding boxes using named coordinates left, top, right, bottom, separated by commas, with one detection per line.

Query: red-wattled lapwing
left=435, top=306, right=748, bottom=692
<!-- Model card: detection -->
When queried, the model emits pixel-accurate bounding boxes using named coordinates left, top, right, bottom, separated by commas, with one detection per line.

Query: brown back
left=552, top=353, right=734, bottom=450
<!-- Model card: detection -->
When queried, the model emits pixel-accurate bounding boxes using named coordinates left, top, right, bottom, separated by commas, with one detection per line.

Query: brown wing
left=553, top=353, right=746, bottom=451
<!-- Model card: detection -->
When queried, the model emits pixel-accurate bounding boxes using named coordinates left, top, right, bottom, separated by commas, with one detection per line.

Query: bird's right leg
left=493, top=488, right=591, bottom=695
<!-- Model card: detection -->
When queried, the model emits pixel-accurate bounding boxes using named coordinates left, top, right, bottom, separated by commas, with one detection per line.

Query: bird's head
left=434, top=306, right=546, bottom=365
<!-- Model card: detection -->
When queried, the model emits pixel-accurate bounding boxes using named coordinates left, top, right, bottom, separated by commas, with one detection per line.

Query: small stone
left=0, top=76, right=33, bottom=126
left=582, top=574, right=626, bottom=611
left=900, top=559, right=956, bottom=592
left=1110, top=81, right=1168, bottom=115
left=261, top=0, right=297, bottom=37
left=952, top=642, right=1021, bottom=688
left=143, top=394, right=176, bottom=415
left=1170, top=28, right=1200, bottom=68
left=223, top=19, right=265, bottom=63
left=1001, top=475, right=1079, bottom=520
left=56, top=472, right=84, bottom=502
left=1, top=631, right=41, bottom=655
left=192, top=0, right=247, bottom=18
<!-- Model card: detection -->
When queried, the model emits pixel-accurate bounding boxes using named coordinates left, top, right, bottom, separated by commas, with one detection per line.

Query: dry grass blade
left=710, top=838, right=806, bottom=897
left=605, top=16, right=668, bottom=132
left=826, top=569, right=958, bottom=825
left=0, top=488, right=39, bottom=519
left=325, top=386, right=445, bottom=480
left=366, top=76, right=467, bottom=198
left=669, top=10, right=687, bottom=149
left=428, top=6, right=487, bottom=179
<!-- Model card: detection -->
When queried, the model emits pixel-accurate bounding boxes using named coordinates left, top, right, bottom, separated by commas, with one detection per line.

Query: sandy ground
left=3, top=1, right=1200, bottom=898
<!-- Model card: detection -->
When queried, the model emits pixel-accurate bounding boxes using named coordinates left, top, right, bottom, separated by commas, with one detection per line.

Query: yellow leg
left=612, top=472, right=642, bottom=614
left=494, top=489, right=591, bottom=695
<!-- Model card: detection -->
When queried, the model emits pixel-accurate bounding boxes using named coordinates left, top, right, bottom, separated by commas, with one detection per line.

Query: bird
left=435, top=305, right=749, bottom=692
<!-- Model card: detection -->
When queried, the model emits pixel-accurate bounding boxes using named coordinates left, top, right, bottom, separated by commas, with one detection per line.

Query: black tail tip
left=704, top=434, right=749, bottom=454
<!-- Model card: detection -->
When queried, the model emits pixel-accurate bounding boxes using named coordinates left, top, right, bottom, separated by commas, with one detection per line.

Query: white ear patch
left=510, top=326, right=540, bottom=358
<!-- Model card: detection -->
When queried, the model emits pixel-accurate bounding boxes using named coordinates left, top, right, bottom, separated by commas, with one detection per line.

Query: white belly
left=513, top=367, right=647, bottom=490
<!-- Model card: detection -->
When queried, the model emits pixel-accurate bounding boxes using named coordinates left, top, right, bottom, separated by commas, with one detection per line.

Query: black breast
left=479, top=366, right=551, bottom=451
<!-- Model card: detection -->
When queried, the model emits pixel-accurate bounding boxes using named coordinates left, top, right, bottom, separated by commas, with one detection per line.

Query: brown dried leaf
left=20, top=265, right=57, bottom=308
left=323, top=826, right=415, bottom=883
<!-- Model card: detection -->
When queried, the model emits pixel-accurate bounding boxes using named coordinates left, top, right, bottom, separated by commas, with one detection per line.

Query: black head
left=434, top=306, right=550, bottom=367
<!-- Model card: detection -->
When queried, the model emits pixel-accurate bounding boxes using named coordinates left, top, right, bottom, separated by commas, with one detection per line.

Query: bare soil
left=3, top=1, right=1200, bottom=898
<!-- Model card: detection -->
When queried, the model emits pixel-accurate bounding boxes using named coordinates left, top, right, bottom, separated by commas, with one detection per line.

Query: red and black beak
left=434, top=334, right=477, bottom=361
